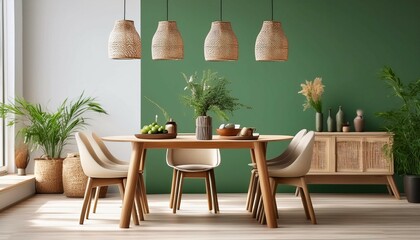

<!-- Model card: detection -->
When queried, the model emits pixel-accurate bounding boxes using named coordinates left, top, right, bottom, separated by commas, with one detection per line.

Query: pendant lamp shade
left=108, top=20, right=141, bottom=59
left=152, top=21, right=184, bottom=60
left=255, top=21, right=288, bottom=61
left=204, top=21, right=238, bottom=61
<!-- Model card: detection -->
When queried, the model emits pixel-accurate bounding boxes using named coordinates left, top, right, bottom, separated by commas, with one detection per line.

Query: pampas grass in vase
left=15, top=144, right=30, bottom=175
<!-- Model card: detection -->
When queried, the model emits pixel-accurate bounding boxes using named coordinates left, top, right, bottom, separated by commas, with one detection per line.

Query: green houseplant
left=0, top=93, right=107, bottom=193
left=182, top=70, right=249, bottom=140
left=376, top=66, right=420, bottom=203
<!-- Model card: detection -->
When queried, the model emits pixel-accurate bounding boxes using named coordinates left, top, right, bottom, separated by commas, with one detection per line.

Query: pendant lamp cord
left=271, top=0, right=274, bottom=21
left=123, top=0, right=126, bottom=20
left=167, top=0, right=169, bottom=21
left=220, top=0, right=223, bottom=21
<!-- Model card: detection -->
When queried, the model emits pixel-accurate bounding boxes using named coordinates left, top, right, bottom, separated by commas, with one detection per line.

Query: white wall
left=22, top=0, right=141, bottom=171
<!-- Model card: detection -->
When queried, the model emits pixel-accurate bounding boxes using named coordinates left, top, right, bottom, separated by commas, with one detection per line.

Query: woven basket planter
left=62, top=153, right=107, bottom=198
left=34, top=158, right=64, bottom=193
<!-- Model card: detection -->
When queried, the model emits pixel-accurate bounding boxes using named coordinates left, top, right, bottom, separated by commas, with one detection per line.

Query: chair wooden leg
left=177, top=172, right=185, bottom=211
left=92, top=187, right=101, bottom=213
left=135, top=181, right=144, bottom=221
left=209, top=169, right=219, bottom=213
left=256, top=197, right=262, bottom=222
left=246, top=169, right=257, bottom=211
left=86, top=188, right=96, bottom=219
left=169, top=168, right=176, bottom=209
left=295, top=187, right=300, bottom=196
left=270, top=178, right=279, bottom=219
left=205, top=171, right=213, bottom=211
left=300, top=177, right=317, bottom=224
left=298, top=187, right=310, bottom=220
left=138, top=174, right=149, bottom=214
left=172, top=170, right=181, bottom=213
left=79, top=177, right=93, bottom=224
left=252, top=178, right=261, bottom=218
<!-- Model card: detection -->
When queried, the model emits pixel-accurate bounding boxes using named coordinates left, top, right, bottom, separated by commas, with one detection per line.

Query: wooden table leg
left=120, top=142, right=143, bottom=228
left=253, top=142, right=277, bottom=228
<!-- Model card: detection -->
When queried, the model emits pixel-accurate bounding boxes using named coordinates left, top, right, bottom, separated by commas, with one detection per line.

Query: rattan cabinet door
left=336, top=137, right=363, bottom=173
left=363, top=137, right=393, bottom=173
left=310, top=136, right=334, bottom=173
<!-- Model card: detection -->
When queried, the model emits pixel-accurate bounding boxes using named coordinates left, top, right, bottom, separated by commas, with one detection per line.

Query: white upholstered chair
left=254, top=131, right=317, bottom=224
left=88, top=132, right=149, bottom=214
left=246, top=129, right=307, bottom=211
left=75, top=132, right=143, bottom=225
left=166, top=148, right=221, bottom=213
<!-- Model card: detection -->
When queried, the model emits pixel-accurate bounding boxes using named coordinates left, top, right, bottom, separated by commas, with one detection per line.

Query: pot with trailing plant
left=0, top=93, right=107, bottom=193
left=181, top=70, right=250, bottom=140
left=376, top=66, right=420, bottom=203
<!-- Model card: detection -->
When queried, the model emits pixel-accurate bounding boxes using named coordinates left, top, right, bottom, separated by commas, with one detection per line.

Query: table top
left=102, top=134, right=293, bottom=149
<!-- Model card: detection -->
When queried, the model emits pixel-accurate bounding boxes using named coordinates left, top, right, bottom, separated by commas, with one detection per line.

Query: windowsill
left=0, top=174, right=36, bottom=211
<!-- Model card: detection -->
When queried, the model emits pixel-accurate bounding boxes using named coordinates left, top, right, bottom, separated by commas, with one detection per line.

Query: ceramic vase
left=354, top=109, right=364, bottom=132
left=196, top=116, right=212, bottom=140
left=315, top=112, right=323, bottom=132
left=327, top=108, right=334, bottom=132
left=336, top=106, right=344, bottom=132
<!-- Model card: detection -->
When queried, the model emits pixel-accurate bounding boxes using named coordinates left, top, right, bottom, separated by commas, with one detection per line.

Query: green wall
left=141, top=0, right=420, bottom=194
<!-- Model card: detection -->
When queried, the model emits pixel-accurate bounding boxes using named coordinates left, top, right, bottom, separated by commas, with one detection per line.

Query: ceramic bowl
left=216, top=128, right=241, bottom=136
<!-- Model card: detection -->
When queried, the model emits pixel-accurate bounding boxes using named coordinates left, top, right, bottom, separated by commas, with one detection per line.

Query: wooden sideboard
left=306, top=132, right=400, bottom=199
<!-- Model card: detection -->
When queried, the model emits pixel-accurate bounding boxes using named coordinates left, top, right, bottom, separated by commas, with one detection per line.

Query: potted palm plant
left=0, top=93, right=107, bottom=193
left=181, top=70, right=250, bottom=140
left=376, top=66, right=420, bottom=203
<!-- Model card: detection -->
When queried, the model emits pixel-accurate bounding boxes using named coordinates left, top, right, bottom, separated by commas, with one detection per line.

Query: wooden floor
left=0, top=193, right=419, bottom=240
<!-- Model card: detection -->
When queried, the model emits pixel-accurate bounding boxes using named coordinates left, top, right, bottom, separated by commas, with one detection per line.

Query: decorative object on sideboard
left=151, top=0, right=184, bottom=60
left=181, top=70, right=250, bottom=140
left=327, top=108, right=334, bottom=132
left=342, top=122, right=350, bottom=132
left=336, top=106, right=344, bottom=132
left=315, top=112, right=323, bottom=132
left=255, top=0, right=288, bottom=61
left=298, top=77, right=325, bottom=132
left=108, top=0, right=141, bottom=59
left=204, top=0, right=238, bottom=61
left=354, top=109, right=364, bottom=132
left=0, top=93, right=107, bottom=193
left=376, top=66, right=420, bottom=203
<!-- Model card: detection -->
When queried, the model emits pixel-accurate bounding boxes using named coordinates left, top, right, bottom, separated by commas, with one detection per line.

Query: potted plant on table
left=376, top=66, right=420, bottom=203
left=0, top=93, right=107, bottom=193
left=181, top=70, right=250, bottom=140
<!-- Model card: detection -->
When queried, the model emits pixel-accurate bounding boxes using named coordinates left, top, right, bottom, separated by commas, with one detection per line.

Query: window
left=0, top=0, right=5, bottom=175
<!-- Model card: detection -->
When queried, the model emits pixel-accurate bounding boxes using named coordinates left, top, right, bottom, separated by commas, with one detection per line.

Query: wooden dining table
left=102, top=134, right=293, bottom=229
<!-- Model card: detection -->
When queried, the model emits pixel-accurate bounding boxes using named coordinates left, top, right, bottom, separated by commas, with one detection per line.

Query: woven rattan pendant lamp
left=108, top=0, right=141, bottom=59
left=151, top=0, right=184, bottom=60
left=255, top=0, right=288, bottom=61
left=204, top=0, right=238, bottom=61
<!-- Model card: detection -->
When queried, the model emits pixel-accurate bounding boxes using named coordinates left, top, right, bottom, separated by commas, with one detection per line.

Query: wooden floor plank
left=0, top=193, right=419, bottom=239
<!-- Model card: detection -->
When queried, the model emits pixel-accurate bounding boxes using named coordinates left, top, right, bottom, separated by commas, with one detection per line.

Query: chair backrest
left=269, top=129, right=307, bottom=163
left=75, top=132, right=127, bottom=178
left=276, top=131, right=315, bottom=177
left=90, top=132, right=128, bottom=165
left=166, top=148, right=221, bottom=168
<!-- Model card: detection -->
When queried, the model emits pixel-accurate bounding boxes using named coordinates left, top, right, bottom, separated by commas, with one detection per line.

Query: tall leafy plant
left=0, top=93, right=107, bottom=159
left=181, top=70, right=250, bottom=121
left=376, top=66, right=420, bottom=175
